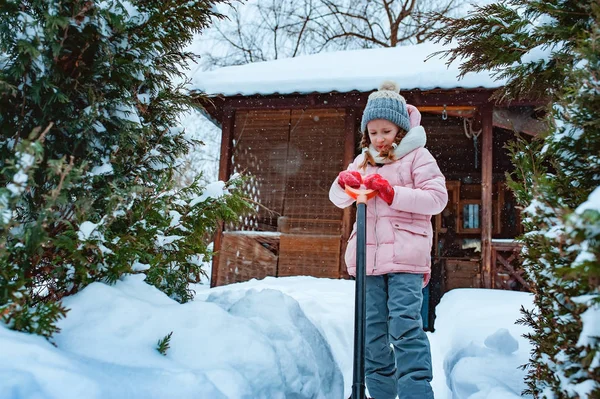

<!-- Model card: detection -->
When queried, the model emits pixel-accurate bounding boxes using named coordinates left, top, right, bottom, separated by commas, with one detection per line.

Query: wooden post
left=211, top=106, right=235, bottom=288
left=480, top=105, right=493, bottom=288
left=339, top=108, right=357, bottom=279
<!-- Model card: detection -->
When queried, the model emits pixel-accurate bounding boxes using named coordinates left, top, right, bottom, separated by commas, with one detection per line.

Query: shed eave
left=198, top=85, right=504, bottom=99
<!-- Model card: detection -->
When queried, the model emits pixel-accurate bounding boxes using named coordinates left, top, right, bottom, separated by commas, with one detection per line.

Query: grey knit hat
left=360, top=81, right=411, bottom=133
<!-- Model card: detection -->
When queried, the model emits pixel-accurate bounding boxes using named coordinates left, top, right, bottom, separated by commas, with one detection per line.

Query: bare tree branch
left=199, top=0, right=470, bottom=69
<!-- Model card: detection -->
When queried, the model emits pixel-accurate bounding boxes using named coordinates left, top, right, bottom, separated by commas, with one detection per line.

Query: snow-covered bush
left=0, top=0, right=247, bottom=338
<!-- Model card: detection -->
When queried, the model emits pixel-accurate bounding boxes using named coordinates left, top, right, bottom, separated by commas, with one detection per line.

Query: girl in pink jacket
left=329, top=81, right=447, bottom=399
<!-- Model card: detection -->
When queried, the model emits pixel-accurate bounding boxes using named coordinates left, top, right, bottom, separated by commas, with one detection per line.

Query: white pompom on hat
left=378, top=80, right=401, bottom=94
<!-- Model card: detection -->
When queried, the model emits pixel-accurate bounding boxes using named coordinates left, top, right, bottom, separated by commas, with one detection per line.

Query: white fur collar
left=365, top=125, right=427, bottom=164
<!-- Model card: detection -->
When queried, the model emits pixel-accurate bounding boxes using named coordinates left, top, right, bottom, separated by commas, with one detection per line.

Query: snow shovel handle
left=344, top=186, right=377, bottom=204
left=345, top=186, right=375, bottom=399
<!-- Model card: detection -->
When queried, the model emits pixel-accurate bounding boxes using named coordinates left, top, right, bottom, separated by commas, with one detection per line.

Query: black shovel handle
left=352, top=201, right=367, bottom=399
left=344, top=187, right=375, bottom=399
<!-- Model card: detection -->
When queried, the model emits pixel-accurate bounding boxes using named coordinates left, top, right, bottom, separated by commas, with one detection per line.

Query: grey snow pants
left=364, top=273, right=434, bottom=399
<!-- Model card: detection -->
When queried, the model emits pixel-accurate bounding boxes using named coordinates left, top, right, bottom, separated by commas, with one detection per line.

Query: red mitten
left=364, top=174, right=394, bottom=205
left=338, top=171, right=362, bottom=189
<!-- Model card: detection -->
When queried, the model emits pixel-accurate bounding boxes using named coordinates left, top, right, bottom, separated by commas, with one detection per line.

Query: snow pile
left=431, top=289, right=534, bottom=399
left=1, top=275, right=344, bottom=399
left=195, top=276, right=357, bottom=393
left=1, top=276, right=535, bottom=399
left=204, top=288, right=344, bottom=397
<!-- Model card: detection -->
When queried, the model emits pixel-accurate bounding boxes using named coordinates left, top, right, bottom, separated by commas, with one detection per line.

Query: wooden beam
left=417, top=105, right=477, bottom=112
left=405, top=90, right=495, bottom=107
left=211, top=108, right=236, bottom=287
left=221, top=89, right=499, bottom=111
left=418, top=105, right=478, bottom=119
left=339, top=108, right=358, bottom=279
left=480, top=105, right=494, bottom=289
left=196, top=89, right=546, bottom=122
left=218, top=108, right=235, bottom=181
left=195, top=95, right=226, bottom=125
left=493, top=107, right=547, bottom=136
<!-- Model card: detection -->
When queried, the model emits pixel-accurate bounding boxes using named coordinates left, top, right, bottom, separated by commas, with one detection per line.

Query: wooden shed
left=192, top=43, right=542, bottom=314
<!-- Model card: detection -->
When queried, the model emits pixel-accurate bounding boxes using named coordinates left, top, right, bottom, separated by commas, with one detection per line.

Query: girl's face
left=367, top=119, right=399, bottom=152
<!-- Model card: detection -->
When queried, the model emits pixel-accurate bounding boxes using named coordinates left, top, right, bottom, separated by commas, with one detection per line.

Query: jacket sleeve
left=329, top=155, right=363, bottom=209
left=389, top=148, right=448, bottom=215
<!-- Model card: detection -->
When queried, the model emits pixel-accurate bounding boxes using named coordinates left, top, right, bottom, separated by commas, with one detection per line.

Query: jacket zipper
left=373, top=165, right=380, bottom=273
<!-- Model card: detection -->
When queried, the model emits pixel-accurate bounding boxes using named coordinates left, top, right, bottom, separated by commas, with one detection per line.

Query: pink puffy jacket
left=329, top=126, right=447, bottom=286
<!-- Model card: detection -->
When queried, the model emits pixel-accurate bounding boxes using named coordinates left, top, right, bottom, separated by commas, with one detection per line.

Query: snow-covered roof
left=190, top=42, right=505, bottom=97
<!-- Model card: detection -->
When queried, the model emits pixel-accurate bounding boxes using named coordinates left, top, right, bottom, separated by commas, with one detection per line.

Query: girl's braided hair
left=358, top=128, right=407, bottom=170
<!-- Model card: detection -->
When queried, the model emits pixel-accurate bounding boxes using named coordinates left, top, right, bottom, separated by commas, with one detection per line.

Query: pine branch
left=156, top=331, right=173, bottom=356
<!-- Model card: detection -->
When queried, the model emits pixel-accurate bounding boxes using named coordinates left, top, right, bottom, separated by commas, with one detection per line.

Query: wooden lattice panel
left=491, top=240, right=530, bottom=292
left=230, top=110, right=291, bottom=231
left=217, top=108, right=349, bottom=286
left=283, top=109, right=345, bottom=234
left=278, top=234, right=341, bottom=278
left=216, top=232, right=280, bottom=286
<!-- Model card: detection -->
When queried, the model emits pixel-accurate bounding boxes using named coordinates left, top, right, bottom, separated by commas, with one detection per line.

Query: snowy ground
left=1, top=275, right=533, bottom=399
